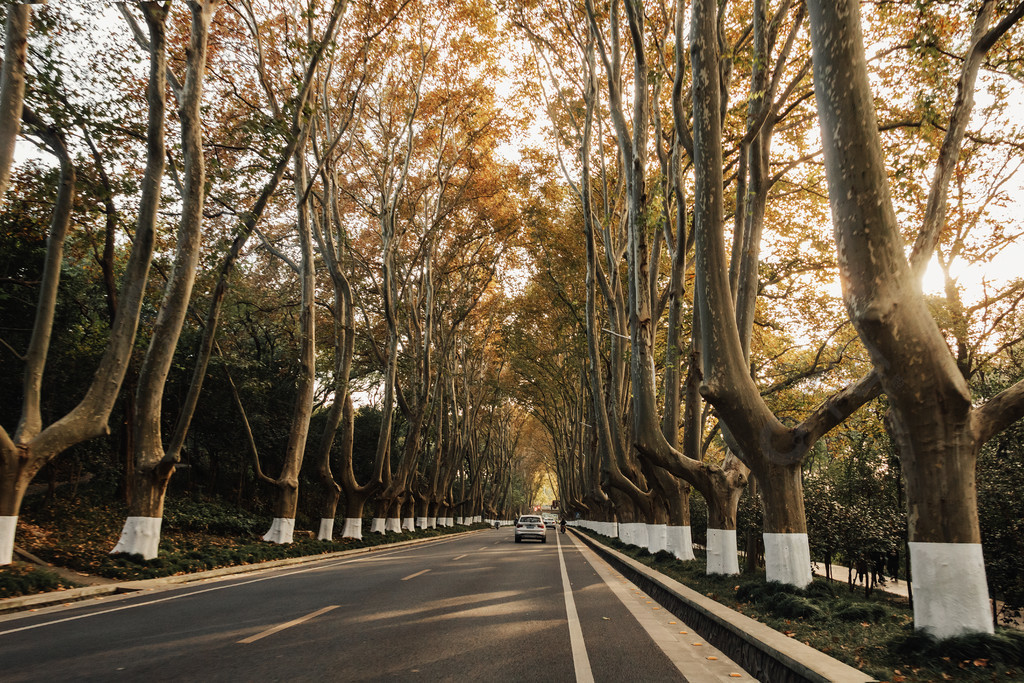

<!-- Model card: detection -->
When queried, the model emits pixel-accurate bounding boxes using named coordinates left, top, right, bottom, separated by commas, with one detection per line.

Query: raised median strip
left=571, top=530, right=875, bottom=683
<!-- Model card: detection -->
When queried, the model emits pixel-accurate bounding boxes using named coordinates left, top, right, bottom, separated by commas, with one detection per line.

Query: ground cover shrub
left=835, top=603, right=890, bottom=624
left=580, top=528, right=1022, bottom=681
left=0, top=564, right=80, bottom=598
left=163, top=498, right=263, bottom=536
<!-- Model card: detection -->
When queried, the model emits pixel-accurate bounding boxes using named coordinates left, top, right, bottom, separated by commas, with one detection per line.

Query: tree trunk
left=704, top=462, right=745, bottom=576
left=262, top=125, right=317, bottom=545
left=113, top=0, right=219, bottom=560
left=756, top=461, right=811, bottom=585
left=263, top=482, right=299, bottom=543
left=0, top=4, right=30, bottom=200
left=805, top=0, right=1024, bottom=636
left=340, top=490, right=369, bottom=540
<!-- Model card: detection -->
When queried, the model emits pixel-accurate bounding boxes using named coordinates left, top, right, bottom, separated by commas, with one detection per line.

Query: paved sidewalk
left=811, top=561, right=909, bottom=599
left=812, top=560, right=1024, bottom=630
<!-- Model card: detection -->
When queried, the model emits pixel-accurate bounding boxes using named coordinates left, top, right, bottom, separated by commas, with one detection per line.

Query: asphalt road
left=0, top=528, right=755, bottom=682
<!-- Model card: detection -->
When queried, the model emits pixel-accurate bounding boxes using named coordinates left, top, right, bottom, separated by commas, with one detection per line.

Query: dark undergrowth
left=582, top=530, right=1023, bottom=683
left=0, top=563, right=81, bottom=598
left=2, top=484, right=486, bottom=595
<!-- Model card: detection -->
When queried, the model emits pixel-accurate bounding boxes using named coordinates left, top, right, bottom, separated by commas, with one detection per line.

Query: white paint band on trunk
left=666, top=525, right=695, bottom=561
left=646, top=524, right=668, bottom=554
left=455, top=516, right=464, bottom=525
left=317, top=518, right=335, bottom=541
left=341, top=518, right=363, bottom=540
left=415, top=517, right=427, bottom=529
left=619, top=522, right=647, bottom=548
left=370, top=518, right=386, bottom=534
left=427, top=517, right=437, bottom=528
left=706, top=528, right=739, bottom=575
left=909, top=541, right=994, bottom=638
left=385, top=518, right=402, bottom=534
left=444, top=517, right=454, bottom=527
left=262, top=517, right=295, bottom=544
left=764, top=532, right=812, bottom=587
left=401, top=517, right=415, bottom=532
left=0, top=516, right=18, bottom=565
left=111, top=516, right=163, bottom=559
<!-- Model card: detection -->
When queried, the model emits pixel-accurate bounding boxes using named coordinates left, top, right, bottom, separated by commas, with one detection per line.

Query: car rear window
left=520, top=516, right=541, bottom=523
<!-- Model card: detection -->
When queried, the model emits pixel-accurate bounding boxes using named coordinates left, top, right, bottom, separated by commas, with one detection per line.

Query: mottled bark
left=261, top=137, right=317, bottom=541
left=123, top=0, right=219, bottom=525
left=806, top=0, right=1024, bottom=634
left=0, top=4, right=30, bottom=200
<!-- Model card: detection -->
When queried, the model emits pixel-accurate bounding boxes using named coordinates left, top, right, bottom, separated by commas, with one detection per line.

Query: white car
left=514, top=515, right=547, bottom=543
left=542, top=513, right=557, bottom=527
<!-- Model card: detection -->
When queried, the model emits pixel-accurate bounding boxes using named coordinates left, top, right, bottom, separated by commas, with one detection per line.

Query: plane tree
left=805, top=0, right=1024, bottom=635
left=110, top=0, right=221, bottom=558
left=0, top=2, right=168, bottom=564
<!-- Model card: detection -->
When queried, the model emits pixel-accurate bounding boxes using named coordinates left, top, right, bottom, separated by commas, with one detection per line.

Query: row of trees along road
left=0, top=2, right=534, bottom=565
left=2, top=0, right=1024, bottom=642
left=509, top=0, right=1024, bottom=640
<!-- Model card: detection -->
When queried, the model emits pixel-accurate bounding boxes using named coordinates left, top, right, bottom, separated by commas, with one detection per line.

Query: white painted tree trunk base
left=909, top=541, right=994, bottom=638
left=443, top=516, right=454, bottom=527
left=666, top=525, right=695, bottom=561
left=341, top=518, right=363, bottom=540
left=1, top=516, right=18, bottom=565
left=456, top=516, right=464, bottom=525
left=262, top=517, right=295, bottom=544
left=764, top=532, right=812, bottom=587
left=416, top=517, right=428, bottom=529
left=646, top=524, right=668, bottom=554
left=370, top=518, right=386, bottom=534
left=385, top=518, right=402, bottom=534
left=706, top=528, right=739, bottom=575
left=474, top=515, right=482, bottom=524
left=401, top=517, right=415, bottom=532
left=317, top=518, right=334, bottom=541
left=111, top=516, right=163, bottom=559
left=619, top=522, right=647, bottom=548
left=427, top=517, right=437, bottom=528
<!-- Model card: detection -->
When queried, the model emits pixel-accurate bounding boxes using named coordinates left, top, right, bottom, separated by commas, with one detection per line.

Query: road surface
left=0, top=528, right=754, bottom=682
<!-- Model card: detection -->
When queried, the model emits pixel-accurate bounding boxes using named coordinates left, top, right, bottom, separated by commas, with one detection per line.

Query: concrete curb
left=1, top=527, right=488, bottom=615
left=572, top=530, right=875, bottom=683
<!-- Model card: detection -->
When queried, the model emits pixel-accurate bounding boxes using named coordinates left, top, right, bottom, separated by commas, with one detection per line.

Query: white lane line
left=556, top=530, right=594, bottom=683
left=238, top=605, right=338, bottom=644
left=452, top=554, right=468, bottom=561
left=401, top=569, right=431, bottom=581
left=0, top=537, right=467, bottom=637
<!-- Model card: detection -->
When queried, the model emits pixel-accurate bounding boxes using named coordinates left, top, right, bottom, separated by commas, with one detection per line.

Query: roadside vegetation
left=583, top=530, right=1024, bottom=682
left=1, top=483, right=487, bottom=596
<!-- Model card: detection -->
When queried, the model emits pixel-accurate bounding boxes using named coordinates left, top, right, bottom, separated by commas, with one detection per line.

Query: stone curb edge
left=572, top=530, right=875, bottom=683
left=1, top=527, right=488, bottom=615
